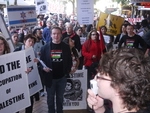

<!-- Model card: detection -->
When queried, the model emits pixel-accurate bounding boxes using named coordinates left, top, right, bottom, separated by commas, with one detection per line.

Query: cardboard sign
left=47, top=1, right=64, bottom=13
left=0, top=51, right=30, bottom=113
left=35, top=0, right=47, bottom=14
left=77, top=0, right=94, bottom=25
left=125, top=18, right=143, bottom=25
left=97, top=12, right=124, bottom=36
left=25, top=47, right=42, bottom=96
left=63, top=70, right=87, bottom=110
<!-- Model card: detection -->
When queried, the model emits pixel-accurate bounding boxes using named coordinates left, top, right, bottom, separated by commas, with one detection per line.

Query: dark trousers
left=85, top=66, right=92, bottom=89
left=78, top=56, right=84, bottom=70
left=46, top=76, right=67, bottom=113
left=38, top=67, right=45, bottom=92
left=85, top=62, right=99, bottom=89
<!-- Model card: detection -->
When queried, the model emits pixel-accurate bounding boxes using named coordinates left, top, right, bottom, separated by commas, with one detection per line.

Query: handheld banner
left=7, top=5, right=37, bottom=29
left=25, top=47, right=42, bottom=96
left=77, top=0, right=94, bottom=25
left=63, top=70, right=87, bottom=110
left=125, top=18, right=143, bottom=25
left=0, top=51, right=30, bottom=113
left=35, top=0, right=47, bottom=14
left=47, top=1, right=64, bottom=14
left=97, top=12, right=124, bottom=36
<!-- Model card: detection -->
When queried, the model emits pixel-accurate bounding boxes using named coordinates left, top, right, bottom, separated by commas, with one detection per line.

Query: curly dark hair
left=0, top=36, right=10, bottom=54
left=99, top=48, right=150, bottom=111
left=24, top=34, right=36, bottom=44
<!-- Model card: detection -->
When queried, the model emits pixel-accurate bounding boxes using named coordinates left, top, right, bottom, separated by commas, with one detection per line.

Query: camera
left=90, top=79, right=98, bottom=95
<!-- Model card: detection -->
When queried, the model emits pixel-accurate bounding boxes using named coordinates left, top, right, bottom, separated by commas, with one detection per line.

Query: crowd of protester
left=1, top=12, right=150, bottom=113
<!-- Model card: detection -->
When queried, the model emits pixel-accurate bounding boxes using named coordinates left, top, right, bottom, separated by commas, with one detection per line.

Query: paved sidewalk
left=20, top=92, right=89, bottom=113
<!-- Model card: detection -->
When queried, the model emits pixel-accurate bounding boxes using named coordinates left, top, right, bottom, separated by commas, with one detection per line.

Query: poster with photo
left=63, top=70, right=87, bottom=110
left=35, top=0, right=47, bottom=14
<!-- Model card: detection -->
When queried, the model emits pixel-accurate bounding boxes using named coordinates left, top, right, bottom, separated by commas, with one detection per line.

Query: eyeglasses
left=91, top=34, right=97, bottom=36
left=96, top=74, right=112, bottom=81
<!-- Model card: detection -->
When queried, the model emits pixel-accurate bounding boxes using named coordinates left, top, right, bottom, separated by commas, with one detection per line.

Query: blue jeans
left=46, top=76, right=67, bottom=113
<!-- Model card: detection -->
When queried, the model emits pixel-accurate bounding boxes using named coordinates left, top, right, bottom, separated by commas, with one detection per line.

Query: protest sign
left=103, top=35, right=111, bottom=43
left=97, top=12, right=124, bottom=36
left=25, top=47, right=42, bottom=96
left=47, top=1, right=64, bottom=14
left=77, top=0, right=94, bottom=25
left=35, top=0, right=47, bottom=14
left=7, top=5, right=37, bottom=29
left=125, top=18, right=143, bottom=25
left=80, top=37, right=87, bottom=45
left=0, top=14, right=14, bottom=52
left=0, top=51, right=30, bottom=113
left=63, top=70, right=87, bottom=110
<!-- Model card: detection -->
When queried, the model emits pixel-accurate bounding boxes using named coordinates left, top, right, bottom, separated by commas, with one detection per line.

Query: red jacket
left=82, top=40, right=101, bottom=66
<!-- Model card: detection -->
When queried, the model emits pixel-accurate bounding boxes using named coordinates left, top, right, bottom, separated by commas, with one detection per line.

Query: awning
left=131, top=0, right=150, bottom=3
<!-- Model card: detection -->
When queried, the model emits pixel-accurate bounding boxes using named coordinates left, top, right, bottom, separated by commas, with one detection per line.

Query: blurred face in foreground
left=95, top=73, right=115, bottom=99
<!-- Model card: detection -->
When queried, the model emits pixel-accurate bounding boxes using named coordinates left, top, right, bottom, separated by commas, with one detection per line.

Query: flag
left=99, top=29, right=107, bottom=54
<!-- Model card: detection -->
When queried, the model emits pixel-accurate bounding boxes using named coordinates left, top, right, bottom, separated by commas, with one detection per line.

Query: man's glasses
left=96, top=74, right=112, bottom=81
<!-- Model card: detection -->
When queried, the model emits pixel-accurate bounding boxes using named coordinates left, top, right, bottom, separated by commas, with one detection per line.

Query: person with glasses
left=87, top=48, right=150, bottom=113
left=82, top=29, right=102, bottom=89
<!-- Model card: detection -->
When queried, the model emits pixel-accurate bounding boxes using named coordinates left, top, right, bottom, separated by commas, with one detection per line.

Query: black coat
left=40, top=41, right=72, bottom=88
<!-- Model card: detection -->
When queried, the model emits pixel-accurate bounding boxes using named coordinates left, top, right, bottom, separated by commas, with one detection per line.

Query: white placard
left=77, top=0, right=94, bottom=25
left=63, top=70, right=87, bottom=110
left=25, top=47, right=42, bottom=96
left=103, top=35, right=110, bottom=43
left=7, top=5, right=37, bottom=29
left=80, top=37, right=87, bottom=45
left=0, top=51, right=30, bottom=113
left=47, top=1, right=64, bottom=14
left=35, top=0, right=47, bottom=14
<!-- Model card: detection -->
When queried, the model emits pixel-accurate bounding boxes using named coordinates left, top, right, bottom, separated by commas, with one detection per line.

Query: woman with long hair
left=63, top=37, right=79, bottom=74
left=82, top=29, right=102, bottom=89
left=0, top=35, right=10, bottom=55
